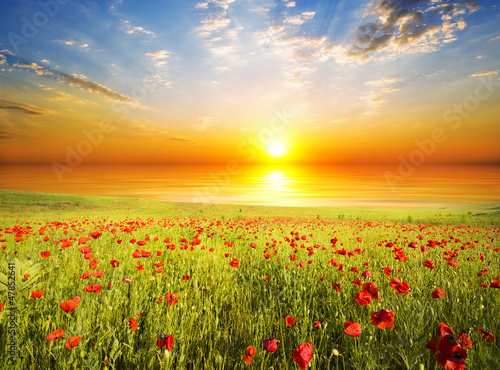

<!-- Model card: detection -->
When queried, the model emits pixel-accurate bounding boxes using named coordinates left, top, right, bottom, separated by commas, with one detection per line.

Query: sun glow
left=267, top=141, right=286, bottom=158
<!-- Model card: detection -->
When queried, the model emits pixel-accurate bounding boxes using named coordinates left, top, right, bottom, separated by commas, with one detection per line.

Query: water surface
left=0, top=164, right=498, bottom=207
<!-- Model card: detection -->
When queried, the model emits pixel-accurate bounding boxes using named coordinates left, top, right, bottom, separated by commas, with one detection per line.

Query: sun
left=267, top=141, right=286, bottom=158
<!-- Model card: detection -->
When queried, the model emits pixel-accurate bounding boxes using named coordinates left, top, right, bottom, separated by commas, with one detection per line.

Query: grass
left=0, top=190, right=498, bottom=369
left=1, top=189, right=499, bottom=226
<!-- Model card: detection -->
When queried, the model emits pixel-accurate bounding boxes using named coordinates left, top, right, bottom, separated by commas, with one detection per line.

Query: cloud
left=250, top=7, right=271, bottom=15
left=54, top=39, right=89, bottom=48
left=0, top=49, right=14, bottom=65
left=48, top=91, right=86, bottom=103
left=211, top=0, right=236, bottom=10
left=198, top=11, right=231, bottom=36
left=14, top=62, right=53, bottom=75
left=367, top=77, right=401, bottom=85
left=146, top=50, right=170, bottom=67
left=0, top=100, right=49, bottom=115
left=122, top=20, right=156, bottom=36
left=171, top=137, right=192, bottom=142
left=284, top=1, right=295, bottom=7
left=56, top=74, right=134, bottom=103
left=470, top=70, right=498, bottom=78
left=195, top=2, right=209, bottom=9
left=347, top=0, right=478, bottom=61
left=489, top=35, right=500, bottom=42
left=0, top=49, right=15, bottom=55
left=285, top=11, right=315, bottom=26
left=192, top=116, right=217, bottom=131
left=0, top=131, right=15, bottom=140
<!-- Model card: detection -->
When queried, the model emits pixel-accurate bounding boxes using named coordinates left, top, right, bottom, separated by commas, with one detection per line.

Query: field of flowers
left=0, top=197, right=499, bottom=369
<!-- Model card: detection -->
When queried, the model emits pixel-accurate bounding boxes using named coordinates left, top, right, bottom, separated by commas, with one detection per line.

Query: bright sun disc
left=268, top=142, right=286, bottom=158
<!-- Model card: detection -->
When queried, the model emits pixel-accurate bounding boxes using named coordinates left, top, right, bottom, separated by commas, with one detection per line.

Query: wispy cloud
left=198, top=11, right=231, bottom=36
left=146, top=50, right=170, bottom=66
left=48, top=91, right=86, bottom=104
left=367, top=77, right=402, bottom=86
left=285, top=11, right=315, bottom=26
left=13, top=62, right=53, bottom=75
left=0, top=100, right=49, bottom=115
left=54, top=39, right=90, bottom=48
left=0, top=49, right=14, bottom=65
left=470, top=70, right=498, bottom=78
left=57, top=74, right=134, bottom=102
left=192, top=116, right=218, bottom=131
left=171, top=136, right=192, bottom=142
left=195, top=2, right=209, bottom=9
left=11, top=60, right=133, bottom=102
left=488, top=35, right=500, bottom=42
left=122, top=20, right=156, bottom=36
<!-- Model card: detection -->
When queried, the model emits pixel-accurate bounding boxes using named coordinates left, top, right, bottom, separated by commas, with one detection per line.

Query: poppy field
left=0, top=192, right=499, bottom=369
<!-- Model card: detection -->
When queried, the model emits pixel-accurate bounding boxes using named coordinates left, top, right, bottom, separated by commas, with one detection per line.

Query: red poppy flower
left=229, top=258, right=239, bottom=267
left=362, top=282, right=379, bottom=300
left=46, top=328, right=65, bottom=341
left=436, top=342, right=467, bottom=370
left=292, top=342, right=313, bottom=370
left=475, top=329, right=496, bottom=342
left=41, top=251, right=50, bottom=258
left=332, top=281, right=342, bottom=292
left=432, top=288, right=445, bottom=299
left=89, top=259, right=98, bottom=270
left=383, top=267, right=392, bottom=276
left=89, top=232, right=102, bottom=239
left=157, top=334, right=174, bottom=351
left=60, top=297, right=80, bottom=313
left=370, top=309, right=395, bottom=329
left=65, top=336, right=82, bottom=349
left=423, top=260, right=435, bottom=269
left=0, top=303, right=5, bottom=312
left=80, top=272, right=92, bottom=279
left=438, top=322, right=454, bottom=339
left=83, top=284, right=102, bottom=293
left=490, top=281, right=500, bottom=289
left=313, top=321, right=321, bottom=329
left=391, top=281, right=411, bottom=294
left=457, top=331, right=473, bottom=349
left=343, top=321, right=361, bottom=337
left=355, top=291, right=372, bottom=306
left=247, top=345, right=256, bottom=357
left=31, top=290, right=44, bottom=299
left=80, top=246, right=92, bottom=254
left=110, top=260, right=119, bottom=268
left=92, top=270, right=104, bottom=278
left=78, top=237, right=91, bottom=245
left=24, top=273, right=30, bottom=278
left=243, top=354, right=253, bottom=364
left=286, top=315, right=296, bottom=326
left=263, top=337, right=278, bottom=352
left=165, top=292, right=178, bottom=306
left=426, top=339, right=438, bottom=354
left=361, top=270, right=372, bottom=278
left=129, top=318, right=137, bottom=331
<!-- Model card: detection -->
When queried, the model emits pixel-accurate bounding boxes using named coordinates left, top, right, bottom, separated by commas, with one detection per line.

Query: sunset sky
left=0, top=0, right=499, bottom=166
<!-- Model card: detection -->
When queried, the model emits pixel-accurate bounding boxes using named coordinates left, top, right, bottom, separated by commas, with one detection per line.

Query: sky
left=0, top=0, right=499, bottom=166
